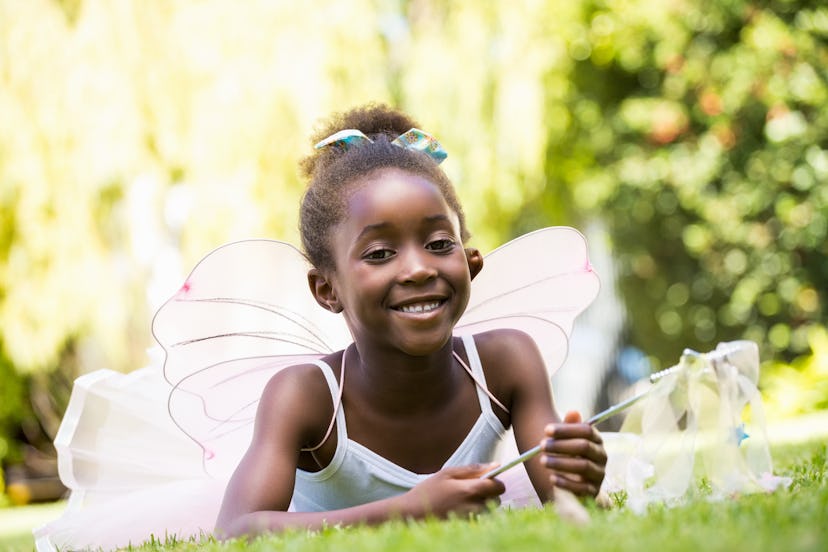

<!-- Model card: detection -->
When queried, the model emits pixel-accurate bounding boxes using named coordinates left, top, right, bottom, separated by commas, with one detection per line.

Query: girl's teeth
left=400, top=301, right=440, bottom=313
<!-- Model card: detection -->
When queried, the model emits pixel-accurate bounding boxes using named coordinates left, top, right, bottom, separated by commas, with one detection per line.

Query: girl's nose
left=398, top=249, right=438, bottom=284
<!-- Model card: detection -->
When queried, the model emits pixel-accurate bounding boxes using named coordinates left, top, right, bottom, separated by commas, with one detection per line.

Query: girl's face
left=324, top=168, right=479, bottom=357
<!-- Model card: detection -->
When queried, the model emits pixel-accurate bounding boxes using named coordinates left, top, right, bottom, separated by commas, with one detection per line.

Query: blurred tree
left=0, top=0, right=392, bottom=379
left=0, top=345, right=30, bottom=467
left=0, top=0, right=395, bottom=470
left=520, top=0, right=828, bottom=372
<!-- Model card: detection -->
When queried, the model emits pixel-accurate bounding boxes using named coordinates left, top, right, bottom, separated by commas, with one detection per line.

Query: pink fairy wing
left=462, top=227, right=599, bottom=507
left=459, top=226, right=600, bottom=375
left=41, top=238, right=351, bottom=547
left=151, top=239, right=351, bottom=476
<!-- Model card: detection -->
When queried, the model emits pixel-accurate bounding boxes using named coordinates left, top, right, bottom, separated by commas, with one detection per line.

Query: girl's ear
left=307, top=268, right=343, bottom=313
left=465, top=248, right=484, bottom=280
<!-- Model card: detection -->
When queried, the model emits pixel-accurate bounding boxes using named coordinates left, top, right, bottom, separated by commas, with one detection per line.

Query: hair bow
left=313, top=128, right=447, bottom=164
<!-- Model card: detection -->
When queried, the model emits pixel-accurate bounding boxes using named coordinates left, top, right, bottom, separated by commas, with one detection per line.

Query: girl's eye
left=426, top=238, right=455, bottom=252
left=364, top=249, right=394, bottom=261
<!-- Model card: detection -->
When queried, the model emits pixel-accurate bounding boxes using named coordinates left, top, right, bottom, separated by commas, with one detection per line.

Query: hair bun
left=301, top=103, right=421, bottom=179
left=315, top=103, right=419, bottom=141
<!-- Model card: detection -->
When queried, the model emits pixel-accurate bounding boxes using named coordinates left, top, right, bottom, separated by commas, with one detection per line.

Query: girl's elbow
left=214, top=513, right=258, bottom=541
left=216, top=510, right=292, bottom=541
left=213, top=517, right=240, bottom=542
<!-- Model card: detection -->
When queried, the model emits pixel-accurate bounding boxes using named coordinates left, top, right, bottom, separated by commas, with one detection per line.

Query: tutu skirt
left=33, top=365, right=226, bottom=550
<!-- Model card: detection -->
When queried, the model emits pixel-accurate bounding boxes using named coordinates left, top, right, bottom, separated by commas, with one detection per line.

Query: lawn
left=4, top=437, right=824, bottom=552
left=0, top=501, right=66, bottom=552
left=156, top=440, right=828, bottom=552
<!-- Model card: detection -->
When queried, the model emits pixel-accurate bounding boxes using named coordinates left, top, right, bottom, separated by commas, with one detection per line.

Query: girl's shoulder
left=255, top=354, right=341, bottom=444
left=471, top=328, right=541, bottom=366
left=467, top=328, right=546, bottom=404
left=261, top=360, right=330, bottom=395
left=259, top=355, right=340, bottom=406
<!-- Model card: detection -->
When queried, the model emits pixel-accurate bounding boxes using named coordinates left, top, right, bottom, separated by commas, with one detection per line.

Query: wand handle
left=480, top=383, right=658, bottom=479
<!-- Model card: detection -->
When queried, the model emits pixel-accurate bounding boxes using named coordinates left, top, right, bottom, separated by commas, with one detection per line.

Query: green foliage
left=0, top=343, right=30, bottom=466
left=522, top=0, right=828, bottom=371
left=762, top=327, right=828, bottom=416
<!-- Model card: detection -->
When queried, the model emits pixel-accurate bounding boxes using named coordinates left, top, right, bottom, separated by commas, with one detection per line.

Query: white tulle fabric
left=35, top=227, right=599, bottom=551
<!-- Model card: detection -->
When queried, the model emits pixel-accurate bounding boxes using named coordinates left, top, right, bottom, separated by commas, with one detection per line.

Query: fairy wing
left=458, top=227, right=600, bottom=508
left=458, top=226, right=600, bottom=374
left=151, top=239, right=352, bottom=476
left=152, top=227, right=598, bottom=476
left=38, top=240, right=351, bottom=548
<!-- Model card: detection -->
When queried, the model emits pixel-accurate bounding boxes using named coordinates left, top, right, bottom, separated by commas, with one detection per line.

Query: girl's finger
left=541, top=438, right=608, bottom=464
left=544, top=423, right=603, bottom=444
left=563, top=410, right=582, bottom=424
left=540, top=454, right=605, bottom=483
left=550, top=473, right=599, bottom=497
left=444, top=462, right=500, bottom=479
left=481, top=477, right=506, bottom=497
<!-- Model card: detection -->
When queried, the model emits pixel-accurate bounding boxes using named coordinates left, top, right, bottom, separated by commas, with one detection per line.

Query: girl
left=214, top=104, right=607, bottom=538
left=36, top=103, right=605, bottom=551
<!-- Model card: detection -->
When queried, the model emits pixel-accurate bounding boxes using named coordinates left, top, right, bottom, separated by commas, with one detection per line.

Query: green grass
left=0, top=501, right=66, bottom=552
left=3, top=440, right=826, bottom=552
left=129, top=440, right=828, bottom=552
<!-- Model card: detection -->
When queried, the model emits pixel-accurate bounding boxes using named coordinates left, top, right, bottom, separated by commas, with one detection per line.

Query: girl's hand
left=401, top=463, right=505, bottom=518
left=539, top=411, right=607, bottom=498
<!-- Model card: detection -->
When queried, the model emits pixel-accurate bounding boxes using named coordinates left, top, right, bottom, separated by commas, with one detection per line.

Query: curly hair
left=298, top=103, right=470, bottom=271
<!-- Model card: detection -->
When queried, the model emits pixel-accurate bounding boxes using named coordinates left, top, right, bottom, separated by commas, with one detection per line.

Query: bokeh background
left=1, top=0, right=826, bottom=505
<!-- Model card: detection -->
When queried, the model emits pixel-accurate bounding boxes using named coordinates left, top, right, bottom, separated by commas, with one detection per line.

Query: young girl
left=214, top=104, right=607, bottom=537
left=36, top=104, right=606, bottom=550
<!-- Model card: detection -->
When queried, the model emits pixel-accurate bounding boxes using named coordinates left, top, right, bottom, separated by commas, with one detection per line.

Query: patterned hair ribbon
left=314, top=127, right=447, bottom=164
left=313, top=129, right=373, bottom=150
left=391, top=128, right=448, bottom=163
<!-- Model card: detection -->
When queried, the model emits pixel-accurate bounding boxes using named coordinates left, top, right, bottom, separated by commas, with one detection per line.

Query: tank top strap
left=455, top=334, right=510, bottom=419
left=300, top=356, right=347, bottom=452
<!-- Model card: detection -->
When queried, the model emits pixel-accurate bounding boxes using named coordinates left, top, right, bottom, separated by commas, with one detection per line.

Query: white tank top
left=291, top=334, right=507, bottom=512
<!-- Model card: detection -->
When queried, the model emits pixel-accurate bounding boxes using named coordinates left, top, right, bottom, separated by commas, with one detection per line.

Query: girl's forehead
left=340, top=169, right=461, bottom=234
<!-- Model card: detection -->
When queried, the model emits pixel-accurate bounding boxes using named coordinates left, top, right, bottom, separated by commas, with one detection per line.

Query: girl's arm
left=220, top=464, right=504, bottom=538
left=215, top=365, right=504, bottom=539
left=478, top=329, right=607, bottom=501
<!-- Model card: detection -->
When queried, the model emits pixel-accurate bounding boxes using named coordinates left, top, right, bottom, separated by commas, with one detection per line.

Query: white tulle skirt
left=33, top=365, right=226, bottom=551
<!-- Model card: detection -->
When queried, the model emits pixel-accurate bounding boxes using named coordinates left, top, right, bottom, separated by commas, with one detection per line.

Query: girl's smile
left=392, top=299, right=445, bottom=314
left=390, top=296, right=449, bottom=324
left=323, top=167, right=479, bottom=356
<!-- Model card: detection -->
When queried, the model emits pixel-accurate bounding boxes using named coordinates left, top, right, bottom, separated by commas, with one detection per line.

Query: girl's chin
left=393, top=332, right=455, bottom=357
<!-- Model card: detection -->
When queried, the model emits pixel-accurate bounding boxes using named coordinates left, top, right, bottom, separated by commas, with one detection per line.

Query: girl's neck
left=345, top=339, right=463, bottom=416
